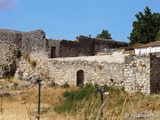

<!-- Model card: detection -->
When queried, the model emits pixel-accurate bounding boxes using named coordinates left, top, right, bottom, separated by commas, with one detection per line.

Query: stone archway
left=77, top=70, right=84, bottom=87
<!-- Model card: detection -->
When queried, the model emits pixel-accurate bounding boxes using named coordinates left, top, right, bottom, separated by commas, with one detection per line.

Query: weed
left=14, top=49, right=22, bottom=59
left=61, top=83, right=70, bottom=88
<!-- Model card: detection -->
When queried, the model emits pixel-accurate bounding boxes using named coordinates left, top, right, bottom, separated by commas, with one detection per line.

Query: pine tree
left=96, top=29, right=112, bottom=40
left=129, top=6, right=160, bottom=44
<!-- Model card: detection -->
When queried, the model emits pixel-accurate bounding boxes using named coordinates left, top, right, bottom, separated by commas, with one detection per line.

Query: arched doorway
left=77, top=70, right=84, bottom=87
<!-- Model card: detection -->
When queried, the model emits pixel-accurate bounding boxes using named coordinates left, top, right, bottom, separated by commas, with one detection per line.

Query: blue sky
left=0, top=0, right=160, bottom=42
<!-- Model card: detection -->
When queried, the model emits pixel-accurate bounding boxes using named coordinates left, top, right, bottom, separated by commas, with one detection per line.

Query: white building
left=135, top=41, right=160, bottom=55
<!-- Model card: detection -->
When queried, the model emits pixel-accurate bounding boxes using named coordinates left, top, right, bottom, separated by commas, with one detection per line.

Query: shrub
left=63, top=84, right=97, bottom=101
left=54, top=84, right=98, bottom=113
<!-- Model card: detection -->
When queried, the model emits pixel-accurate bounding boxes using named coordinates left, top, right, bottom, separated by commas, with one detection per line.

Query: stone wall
left=77, top=37, right=95, bottom=56
left=15, top=51, right=160, bottom=95
left=0, top=29, right=21, bottom=65
left=124, top=55, right=160, bottom=95
left=58, top=40, right=80, bottom=57
left=21, top=30, right=47, bottom=53
left=48, top=56, right=124, bottom=86
left=150, top=55, right=160, bottom=93
left=54, top=38, right=95, bottom=58
left=2, top=28, right=160, bottom=95
left=47, top=39, right=61, bottom=58
left=0, top=29, right=48, bottom=78
left=0, top=29, right=128, bottom=60
left=0, top=43, right=18, bottom=64
left=47, top=35, right=128, bottom=58
left=0, top=29, right=47, bottom=58
left=0, top=29, right=22, bottom=47
left=18, top=53, right=125, bottom=87
left=124, top=56, right=151, bottom=94
left=0, top=29, right=47, bottom=53
left=94, top=39, right=128, bottom=52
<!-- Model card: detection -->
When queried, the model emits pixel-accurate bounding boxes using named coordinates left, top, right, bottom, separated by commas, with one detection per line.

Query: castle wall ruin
left=1, top=29, right=160, bottom=95
left=18, top=53, right=125, bottom=87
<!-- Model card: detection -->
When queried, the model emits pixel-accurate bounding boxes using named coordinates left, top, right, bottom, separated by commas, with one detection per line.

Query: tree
left=156, top=30, right=160, bottom=41
left=129, top=6, right=160, bottom=44
left=96, top=29, right=112, bottom=40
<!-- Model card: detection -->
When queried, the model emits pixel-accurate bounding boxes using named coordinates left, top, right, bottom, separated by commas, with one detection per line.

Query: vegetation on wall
left=23, top=53, right=37, bottom=69
left=129, top=6, right=160, bottom=45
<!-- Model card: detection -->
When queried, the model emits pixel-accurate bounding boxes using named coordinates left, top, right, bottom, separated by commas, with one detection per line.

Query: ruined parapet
left=76, top=36, right=95, bottom=56
left=59, top=40, right=81, bottom=57
left=21, top=30, right=47, bottom=53
left=0, top=29, right=22, bottom=47
left=76, top=35, right=128, bottom=55
left=0, top=29, right=48, bottom=78
left=0, top=29, right=48, bottom=56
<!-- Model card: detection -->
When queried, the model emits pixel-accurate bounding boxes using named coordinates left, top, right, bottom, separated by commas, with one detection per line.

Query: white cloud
left=0, top=0, right=18, bottom=10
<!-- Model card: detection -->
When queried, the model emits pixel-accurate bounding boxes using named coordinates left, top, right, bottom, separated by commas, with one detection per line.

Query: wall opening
left=51, top=46, right=56, bottom=58
left=77, top=70, right=84, bottom=87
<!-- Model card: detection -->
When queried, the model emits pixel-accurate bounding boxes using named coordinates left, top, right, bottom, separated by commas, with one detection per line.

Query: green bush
left=54, top=84, right=98, bottom=113
left=63, top=84, right=98, bottom=101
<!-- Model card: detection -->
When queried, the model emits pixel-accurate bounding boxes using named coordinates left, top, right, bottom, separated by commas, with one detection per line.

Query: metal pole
left=96, top=86, right=105, bottom=120
left=100, top=91, right=103, bottom=120
left=0, top=97, right=2, bottom=115
left=37, top=79, right=42, bottom=120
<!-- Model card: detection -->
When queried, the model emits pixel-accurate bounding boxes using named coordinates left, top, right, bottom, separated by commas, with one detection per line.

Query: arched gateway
left=76, top=70, right=84, bottom=87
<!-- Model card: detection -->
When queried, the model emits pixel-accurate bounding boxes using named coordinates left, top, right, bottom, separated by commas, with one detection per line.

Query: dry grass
left=0, top=81, right=160, bottom=120
left=0, top=86, right=74, bottom=120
